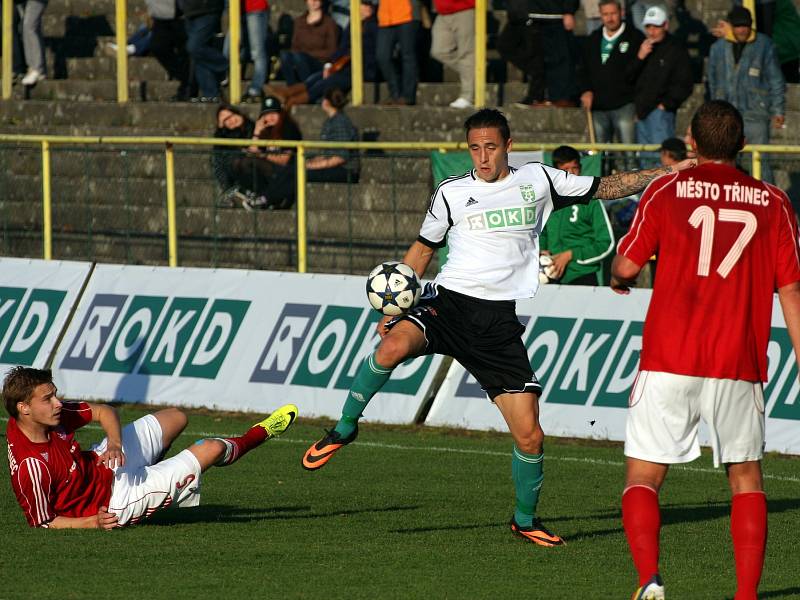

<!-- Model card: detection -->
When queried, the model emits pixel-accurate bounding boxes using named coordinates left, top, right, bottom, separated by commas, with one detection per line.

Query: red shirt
left=6, top=402, right=113, bottom=527
left=244, top=0, right=269, bottom=13
left=619, top=162, right=800, bottom=381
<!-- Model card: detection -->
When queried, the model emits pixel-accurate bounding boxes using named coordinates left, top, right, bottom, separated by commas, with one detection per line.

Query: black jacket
left=179, top=0, right=223, bottom=18
left=628, top=33, right=694, bottom=118
left=506, top=0, right=578, bottom=22
left=576, top=25, right=644, bottom=111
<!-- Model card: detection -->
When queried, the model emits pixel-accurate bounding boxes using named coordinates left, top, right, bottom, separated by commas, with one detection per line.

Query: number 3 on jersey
left=689, top=207, right=757, bottom=278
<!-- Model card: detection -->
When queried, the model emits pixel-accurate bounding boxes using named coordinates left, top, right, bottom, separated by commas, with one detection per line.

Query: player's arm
left=88, top=402, right=125, bottom=469
left=48, top=508, right=119, bottom=530
left=779, top=283, right=800, bottom=374
left=610, top=254, right=641, bottom=295
left=402, top=240, right=435, bottom=280
left=595, top=161, right=694, bottom=200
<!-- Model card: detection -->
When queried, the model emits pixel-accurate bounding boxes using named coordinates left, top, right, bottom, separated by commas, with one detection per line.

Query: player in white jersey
left=303, top=109, right=695, bottom=547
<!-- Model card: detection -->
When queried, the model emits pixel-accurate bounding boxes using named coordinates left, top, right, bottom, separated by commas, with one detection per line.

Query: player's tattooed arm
left=595, top=158, right=696, bottom=199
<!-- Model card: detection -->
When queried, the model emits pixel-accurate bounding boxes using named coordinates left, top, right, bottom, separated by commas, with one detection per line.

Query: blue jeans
left=306, top=68, right=352, bottom=103
left=744, top=118, right=773, bottom=183
left=225, top=10, right=271, bottom=95
left=636, top=107, right=676, bottom=167
left=185, top=12, right=228, bottom=97
left=594, top=103, right=636, bottom=170
left=376, top=20, right=419, bottom=104
left=280, top=51, right=322, bottom=85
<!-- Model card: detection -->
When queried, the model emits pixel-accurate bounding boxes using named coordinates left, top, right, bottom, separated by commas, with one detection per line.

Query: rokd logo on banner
left=455, top=315, right=800, bottom=420
left=59, top=294, right=249, bottom=379
left=0, top=287, right=67, bottom=365
left=250, top=303, right=433, bottom=395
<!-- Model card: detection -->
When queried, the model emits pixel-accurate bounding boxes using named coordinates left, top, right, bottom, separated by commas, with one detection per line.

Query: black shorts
left=388, top=284, right=541, bottom=400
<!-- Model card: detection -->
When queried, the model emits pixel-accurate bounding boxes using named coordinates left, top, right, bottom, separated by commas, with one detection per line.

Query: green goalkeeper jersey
left=539, top=198, right=615, bottom=285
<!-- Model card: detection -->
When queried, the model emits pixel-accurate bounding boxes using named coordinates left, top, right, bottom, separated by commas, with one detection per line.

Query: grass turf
left=1, top=405, right=799, bottom=600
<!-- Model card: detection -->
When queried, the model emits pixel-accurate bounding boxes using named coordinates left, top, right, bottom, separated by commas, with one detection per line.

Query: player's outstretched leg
left=302, top=351, right=392, bottom=470
left=494, top=392, right=564, bottom=547
left=212, top=403, right=298, bottom=467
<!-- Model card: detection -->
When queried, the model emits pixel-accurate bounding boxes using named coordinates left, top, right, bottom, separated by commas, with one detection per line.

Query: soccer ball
left=366, top=262, right=422, bottom=316
left=539, top=254, right=558, bottom=284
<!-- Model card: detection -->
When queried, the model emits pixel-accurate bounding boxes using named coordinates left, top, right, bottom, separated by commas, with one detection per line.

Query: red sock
left=220, top=425, right=269, bottom=466
left=731, top=492, right=767, bottom=600
left=622, top=485, right=661, bottom=586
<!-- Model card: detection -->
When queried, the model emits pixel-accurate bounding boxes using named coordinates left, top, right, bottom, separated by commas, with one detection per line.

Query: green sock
left=333, top=352, right=394, bottom=437
left=512, top=446, right=544, bottom=528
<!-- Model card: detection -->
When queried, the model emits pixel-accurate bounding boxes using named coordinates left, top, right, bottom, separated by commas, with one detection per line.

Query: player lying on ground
left=611, top=100, right=800, bottom=600
left=4, top=366, right=297, bottom=529
left=302, top=107, right=696, bottom=547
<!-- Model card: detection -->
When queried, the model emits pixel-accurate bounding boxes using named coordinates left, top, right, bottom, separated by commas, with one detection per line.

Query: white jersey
left=419, top=162, right=600, bottom=300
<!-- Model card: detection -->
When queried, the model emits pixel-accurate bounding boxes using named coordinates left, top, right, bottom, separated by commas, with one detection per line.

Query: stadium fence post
left=350, top=0, right=363, bottom=106
left=229, top=0, right=242, bottom=104
left=751, top=149, right=761, bottom=180
left=474, top=0, right=486, bottom=107
left=165, top=142, right=178, bottom=266
left=115, top=0, right=129, bottom=103
left=1, top=0, right=11, bottom=100
left=296, top=144, right=307, bottom=273
left=41, top=140, right=52, bottom=260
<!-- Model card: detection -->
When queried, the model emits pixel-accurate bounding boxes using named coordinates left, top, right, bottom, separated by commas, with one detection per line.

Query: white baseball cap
left=642, top=5, right=668, bottom=26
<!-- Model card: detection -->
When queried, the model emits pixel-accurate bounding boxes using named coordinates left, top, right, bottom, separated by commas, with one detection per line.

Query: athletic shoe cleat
left=631, top=574, right=664, bottom=600
left=302, top=427, right=358, bottom=470
left=510, top=517, right=565, bottom=547
left=255, top=404, right=298, bottom=438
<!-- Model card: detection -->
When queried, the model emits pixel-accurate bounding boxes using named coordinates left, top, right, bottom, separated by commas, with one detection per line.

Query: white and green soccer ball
left=366, top=261, right=422, bottom=316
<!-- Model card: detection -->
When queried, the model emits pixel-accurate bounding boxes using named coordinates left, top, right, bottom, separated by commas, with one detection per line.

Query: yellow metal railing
left=1, top=135, right=795, bottom=272
left=1, top=0, right=11, bottom=100
left=1, top=0, right=491, bottom=105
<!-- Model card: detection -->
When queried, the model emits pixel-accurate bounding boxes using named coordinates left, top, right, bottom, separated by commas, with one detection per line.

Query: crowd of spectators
left=5, top=0, right=797, bottom=114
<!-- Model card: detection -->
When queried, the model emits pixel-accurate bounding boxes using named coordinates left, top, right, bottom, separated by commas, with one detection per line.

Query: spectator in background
left=280, top=0, right=338, bottom=85
left=231, top=96, right=303, bottom=210
left=771, top=0, right=800, bottom=83
left=630, top=6, right=693, bottom=149
left=430, top=0, right=474, bottom=108
left=330, top=0, right=352, bottom=28
left=376, top=0, right=421, bottom=105
left=18, top=0, right=48, bottom=85
left=577, top=0, right=643, bottom=148
left=708, top=5, right=784, bottom=183
left=498, top=0, right=579, bottom=108
left=539, top=146, right=614, bottom=285
left=658, top=136, right=687, bottom=165
left=213, top=105, right=255, bottom=207
left=146, top=0, right=192, bottom=101
left=581, top=0, right=601, bottom=33
left=182, top=0, right=228, bottom=102
left=306, top=88, right=360, bottom=182
left=225, top=0, right=272, bottom=102
left=265, top=0, right=379, bottom=106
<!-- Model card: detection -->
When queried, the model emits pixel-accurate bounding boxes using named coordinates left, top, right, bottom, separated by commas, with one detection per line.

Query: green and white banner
left=426, top=285, right=800, bottom=455
left=52, top=265, right=443, bottom=423
left=0, top=258, right=92, bottom=373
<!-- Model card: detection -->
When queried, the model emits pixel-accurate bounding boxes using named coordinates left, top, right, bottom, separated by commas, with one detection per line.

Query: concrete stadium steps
left=3, top=148, right=430, bottom=185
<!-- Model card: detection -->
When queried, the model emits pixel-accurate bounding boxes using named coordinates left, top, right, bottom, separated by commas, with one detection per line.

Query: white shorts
left=93, top=414, right=202, bottom=527
left=625, top=371, right=765, bottom=468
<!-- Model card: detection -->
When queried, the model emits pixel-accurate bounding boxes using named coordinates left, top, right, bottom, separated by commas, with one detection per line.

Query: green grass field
left=1, top=405, right=798, bottom=600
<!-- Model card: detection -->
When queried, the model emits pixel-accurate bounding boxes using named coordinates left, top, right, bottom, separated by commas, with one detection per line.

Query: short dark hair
left=598, top=0, right=622, bottom=9
left=323, top=87, right=348, bottom=111
left=658, top=137, right=687, bottom=161
left=3, top=366, right=53, bottom=418
left=690, top=100, right=744, bottom=161
left=552, top=145, right=581, bottom=168
left=464, top=109, right=511, bottom=143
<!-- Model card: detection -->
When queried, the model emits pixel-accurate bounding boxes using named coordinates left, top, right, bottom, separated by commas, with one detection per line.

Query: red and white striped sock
left=215, top=424, right=269, bottom=467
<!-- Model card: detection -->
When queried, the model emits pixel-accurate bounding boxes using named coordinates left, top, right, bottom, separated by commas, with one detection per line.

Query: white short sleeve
left=536, top=163, right=600, bottom=210
left=418, top=184, right=453, bottom=248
